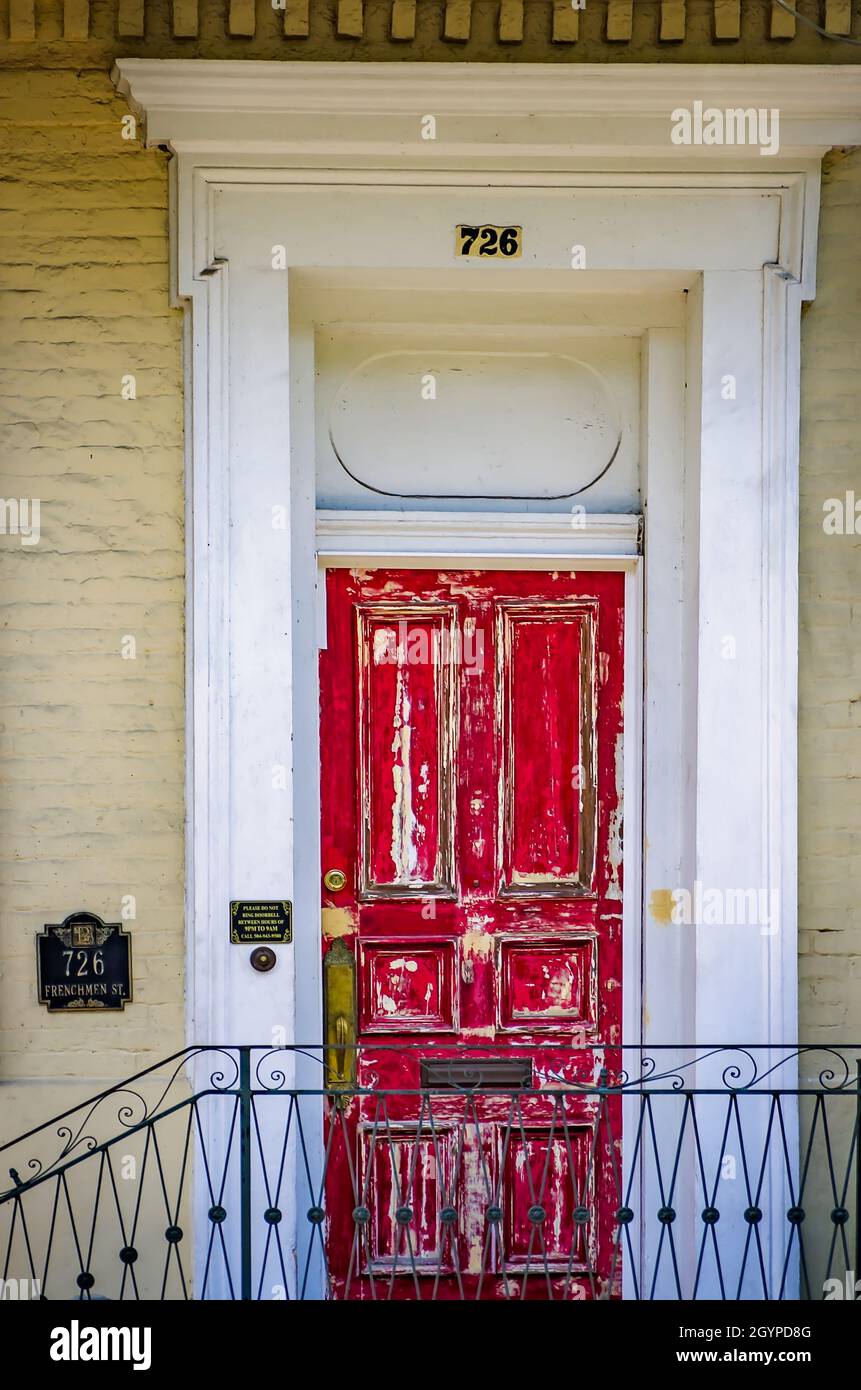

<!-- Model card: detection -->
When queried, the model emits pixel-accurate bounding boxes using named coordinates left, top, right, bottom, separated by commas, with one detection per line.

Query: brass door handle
left=335, top=1013, right=349, bottom=1079
left=324, top=868, right=347, bottom=893
left=323, top=939, right=357, bottom=1091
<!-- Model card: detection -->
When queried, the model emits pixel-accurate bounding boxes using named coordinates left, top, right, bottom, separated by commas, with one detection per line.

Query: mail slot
left=419, top=1057, right=533, bottom=1091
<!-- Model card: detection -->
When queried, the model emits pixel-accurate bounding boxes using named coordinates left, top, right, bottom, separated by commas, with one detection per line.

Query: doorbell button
left=250, top=946, right=277, bottom=972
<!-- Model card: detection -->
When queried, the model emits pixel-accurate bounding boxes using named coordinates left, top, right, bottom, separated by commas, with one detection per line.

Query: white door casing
left=112, top=60, right=861, bottom=1298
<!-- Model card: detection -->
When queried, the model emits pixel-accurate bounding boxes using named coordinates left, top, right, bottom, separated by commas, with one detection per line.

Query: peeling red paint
left=320, top=568, right=625, bottom=1299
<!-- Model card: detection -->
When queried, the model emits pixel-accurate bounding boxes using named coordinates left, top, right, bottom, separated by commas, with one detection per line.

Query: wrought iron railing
left=1, top=1045, right=859, bottom=1301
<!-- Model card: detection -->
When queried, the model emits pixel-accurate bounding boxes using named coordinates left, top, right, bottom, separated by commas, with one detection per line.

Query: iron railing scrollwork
left=0, top=1045, right=859, bottom=1301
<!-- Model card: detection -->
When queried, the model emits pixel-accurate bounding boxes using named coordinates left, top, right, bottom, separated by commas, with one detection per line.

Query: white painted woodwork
left=316, top=330, right=638, bottom=511
left=114, top=61, right=861, bottom=174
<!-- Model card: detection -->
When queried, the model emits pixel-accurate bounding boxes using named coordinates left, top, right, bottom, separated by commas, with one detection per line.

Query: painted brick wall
left=798, top=145, right=861, bottom=1044
left=2, top=1, right=861, bottom=67
left=798, top=154, right=861, bottom=1274
left=0, top=69, right=185, bottom=1112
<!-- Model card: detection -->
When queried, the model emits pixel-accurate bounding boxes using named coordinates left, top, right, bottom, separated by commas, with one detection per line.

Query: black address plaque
left=37, top=911, right=132, bottom=1012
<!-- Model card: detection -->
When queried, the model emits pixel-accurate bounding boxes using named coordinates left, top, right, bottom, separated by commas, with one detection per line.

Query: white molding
left=113, top=60, right=861, bottom=115
left=112, top=60, right=861, bottom=175
left=176, top=166, right=817, bottom=297
left=316, top=510, right=641, bottom=569
left=621, top=562, right=645, bottom=1301
left=762, top=265, right=802, bottom=1300
left=186, top=258, right=231, bottom=1054
left=111, top=60, right=861, bottom=148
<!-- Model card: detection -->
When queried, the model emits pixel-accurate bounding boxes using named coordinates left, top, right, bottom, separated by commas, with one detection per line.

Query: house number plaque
left=455, top=224, right=522, bottom=258
left=37, top=911, right=132, bottom=1012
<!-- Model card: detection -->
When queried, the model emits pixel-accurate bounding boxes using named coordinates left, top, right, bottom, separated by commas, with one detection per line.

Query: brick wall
left=2, top=1, right=860, bottom=67
left=0, top=69, right=185, bottom=1108
left=798, top=146, right=861, bottom=1042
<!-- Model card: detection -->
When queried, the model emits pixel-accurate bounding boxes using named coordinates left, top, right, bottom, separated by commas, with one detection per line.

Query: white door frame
left=112, top=60, right=861, bottom=1298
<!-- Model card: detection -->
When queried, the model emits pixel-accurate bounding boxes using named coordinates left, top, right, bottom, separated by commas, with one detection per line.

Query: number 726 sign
left=456, top=224, right=522, bottom=258
left=37, top=911, right=132, bottom=1011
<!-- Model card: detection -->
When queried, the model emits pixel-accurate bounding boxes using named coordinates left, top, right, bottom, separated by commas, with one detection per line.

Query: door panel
left=497, top=932, right=598, bottom=1033
left=320, top=567, right=625, bottom=1299
left=501, top=1123, right=595, bottom=1272
left=498, top=600, right=596, bottom=896
left=357, top=603, right=457, bottom=897
left=358, top=938, right=458, bottom=1033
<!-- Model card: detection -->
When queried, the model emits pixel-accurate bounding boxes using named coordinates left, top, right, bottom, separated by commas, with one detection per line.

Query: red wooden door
left=319, top=567, right=624, bottom=1299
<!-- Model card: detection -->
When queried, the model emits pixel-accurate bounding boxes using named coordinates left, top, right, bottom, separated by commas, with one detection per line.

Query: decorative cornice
left=113, top=56, right=861, bottom=115
left=112, top=58, right=861, bottom=160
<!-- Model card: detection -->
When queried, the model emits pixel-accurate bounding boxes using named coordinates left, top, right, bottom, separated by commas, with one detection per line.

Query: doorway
left=319, top=564, right=625, bottom=1297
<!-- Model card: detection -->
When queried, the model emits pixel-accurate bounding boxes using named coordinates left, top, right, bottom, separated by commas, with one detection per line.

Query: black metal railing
left=1, top=1045, right=859, bottom=1301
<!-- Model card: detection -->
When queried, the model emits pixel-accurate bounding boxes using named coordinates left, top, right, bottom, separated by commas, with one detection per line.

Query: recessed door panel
left=497, top=602, right=597, bottom=896
left=363, top=1125, right=456, bottom=1272
left=501, top=1124, right=595, bottom=1272
left=359, top=939, right=457, bottom=1033
left=357, top=604, right=456, bottom=897
left=497, top=934, right=598, bottom=1033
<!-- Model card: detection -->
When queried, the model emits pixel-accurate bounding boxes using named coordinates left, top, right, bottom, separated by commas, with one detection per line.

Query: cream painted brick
left=0, top=70, right=184, bottom=1099
left=799, top=954, right=860, bottom=984
left=800, top=884, right=861, bottom=917
left=9, top=320, right=179, bottom=347
left=799, top=146, right=861, bottom=1040
left=800, top=746, right=861, bottom=779
left=0, top=238, right=171, bottom=267
left=1, top=266, right=172, bottom=294
left=0, top=210, right=169, bottom=237
left=798, top=823, right=860, bottom=853
left=1, top=181, right=167, bottom=208
left=800, top=929, right=860, bottom=957
left=799, top=600, right=853, bottom=627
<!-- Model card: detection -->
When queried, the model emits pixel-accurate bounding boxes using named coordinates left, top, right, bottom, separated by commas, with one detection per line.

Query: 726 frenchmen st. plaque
left=37, top=911, right=132, bottom=1012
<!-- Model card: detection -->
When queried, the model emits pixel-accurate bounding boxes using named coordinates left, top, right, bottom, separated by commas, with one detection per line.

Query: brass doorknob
left=324, top=868, right=347, bottom=893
